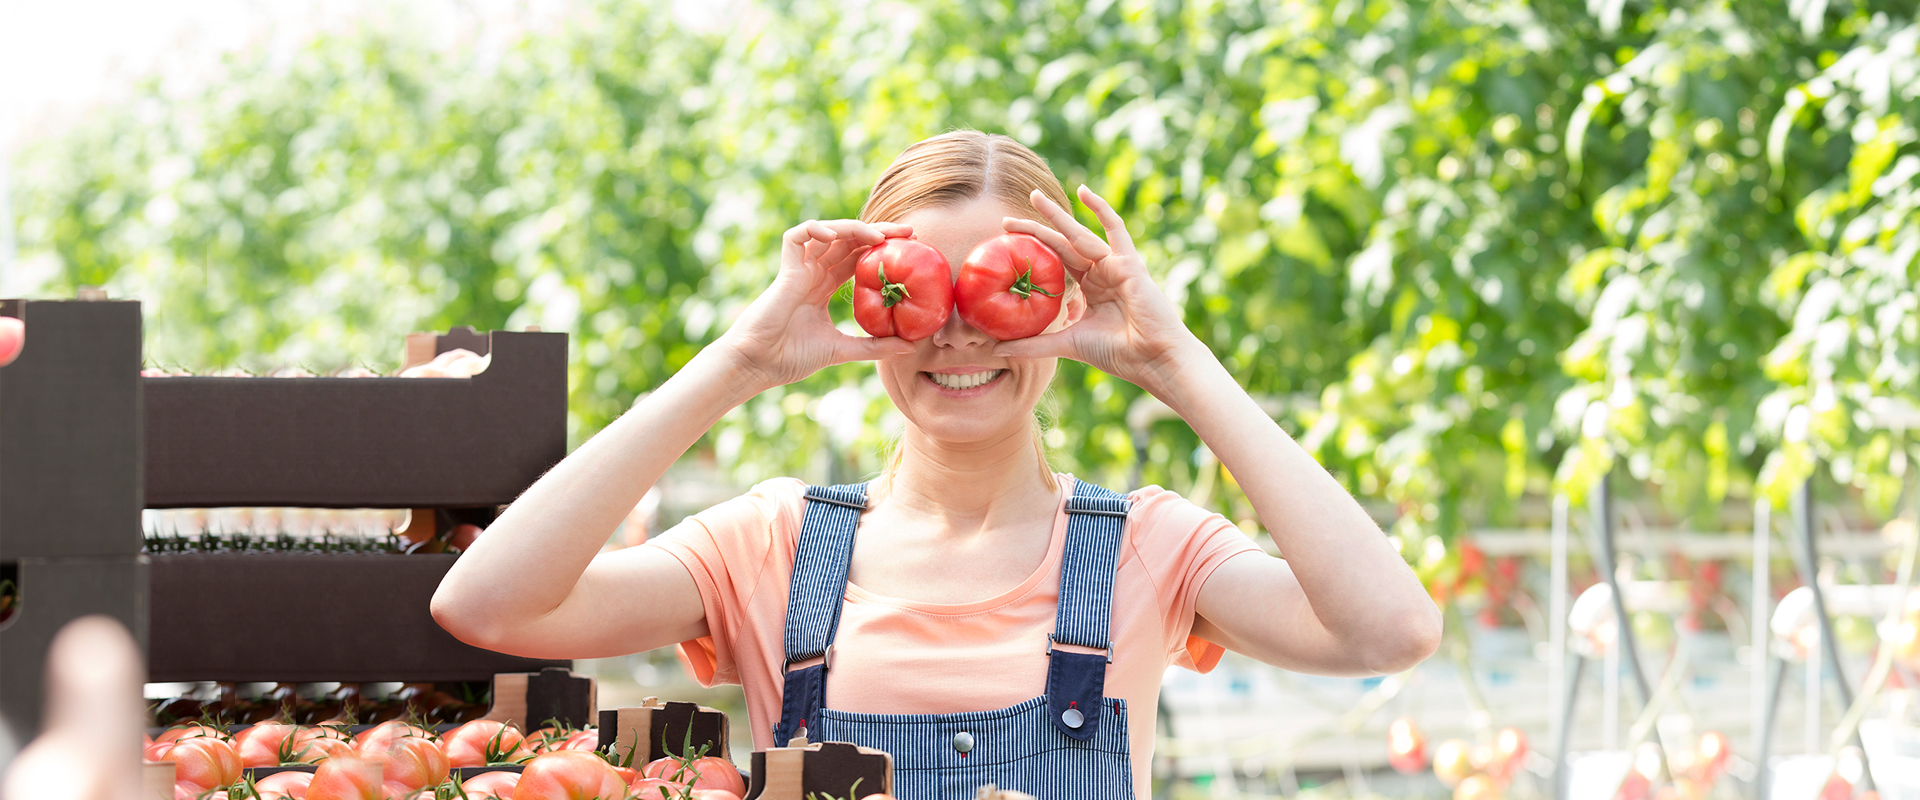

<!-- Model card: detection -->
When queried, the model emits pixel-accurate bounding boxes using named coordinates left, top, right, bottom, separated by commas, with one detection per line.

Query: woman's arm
left=432, top=220, right=916, bottom=660
left=998, top=187, right=1441, bottom=676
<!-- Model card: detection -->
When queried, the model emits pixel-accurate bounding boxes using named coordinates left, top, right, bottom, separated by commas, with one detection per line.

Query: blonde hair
left=861, top=131, right=1070, bottom=492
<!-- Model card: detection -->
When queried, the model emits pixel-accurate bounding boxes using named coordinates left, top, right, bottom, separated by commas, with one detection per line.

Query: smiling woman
left=431, top=130, right=1441, bottom=800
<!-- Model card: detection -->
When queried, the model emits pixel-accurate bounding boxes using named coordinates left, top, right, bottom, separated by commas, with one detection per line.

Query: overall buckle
left=1045, top=634, right=1113, bottom=664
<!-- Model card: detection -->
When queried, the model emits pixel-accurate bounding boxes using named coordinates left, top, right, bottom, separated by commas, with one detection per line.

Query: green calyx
left=1008, top=257, right=1059, bottom=300
left=877, top=262, right=912, bottom=307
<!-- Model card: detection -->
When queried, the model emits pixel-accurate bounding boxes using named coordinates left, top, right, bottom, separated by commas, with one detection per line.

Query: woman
left=432, top=131, right=1440, bottom=798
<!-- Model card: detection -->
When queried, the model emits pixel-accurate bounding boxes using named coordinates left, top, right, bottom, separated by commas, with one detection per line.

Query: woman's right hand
left=715, top=219, right=918, bottom=390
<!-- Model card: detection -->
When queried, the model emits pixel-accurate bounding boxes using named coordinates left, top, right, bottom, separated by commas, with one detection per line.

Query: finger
left=1076, top=185, right=1136, bottom=254
left=814, top=219, right=888, bottom=246
left=782, top=220, right=840, bottom=270
left=816, top=235, right=867, bottom=271
left=872, top=222, right=914, bottom=239
left=1030, top=190, right=1114, bottom=263
left=1002, top=217, right=1094, bottom=281
left=829, top=333, right=918, bottom=364
left=989, top=329, right=1078, bottom=361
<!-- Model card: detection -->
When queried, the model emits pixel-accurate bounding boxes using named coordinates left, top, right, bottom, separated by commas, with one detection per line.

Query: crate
left=147, top=553, right=563, bottom=683
left=1, top=297, right=574, bottom=740
left=0, top=299, right=144, bottom=560
left=0, top=298, right=147, bottom=742
left=144, top=327, right=566, bottom=509
left=0, top=556, right=149, bottom=742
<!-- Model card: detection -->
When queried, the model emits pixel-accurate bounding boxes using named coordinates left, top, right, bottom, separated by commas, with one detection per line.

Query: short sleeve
left=1123, top=485, right=1262, bottom=673
left=643, top=478, right=805, bottom=687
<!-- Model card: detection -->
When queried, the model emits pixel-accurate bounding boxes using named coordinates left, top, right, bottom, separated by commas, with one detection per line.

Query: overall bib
left=771, top=480, right=1137, bottom=799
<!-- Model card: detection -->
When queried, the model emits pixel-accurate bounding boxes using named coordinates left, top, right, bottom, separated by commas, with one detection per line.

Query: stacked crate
left=0, top=298, right=147, bottom=742
left=0, top=297, right=573, bottom=741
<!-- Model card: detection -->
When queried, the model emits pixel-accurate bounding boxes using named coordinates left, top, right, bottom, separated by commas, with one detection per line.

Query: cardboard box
left=0, top=299, right=144, bottom=560
left=147, top=554, right=563, bottom=683
left=481, top=667, right=596, bottom=731
left=598, top=697, right=732, bottom=766
left=746, top=738, right=893, bottom=800
left=143, top=328, right=566, bottom=509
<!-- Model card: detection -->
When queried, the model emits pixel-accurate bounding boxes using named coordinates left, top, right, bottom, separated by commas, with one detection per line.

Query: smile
left=923, top=370, right=1004, bottom=391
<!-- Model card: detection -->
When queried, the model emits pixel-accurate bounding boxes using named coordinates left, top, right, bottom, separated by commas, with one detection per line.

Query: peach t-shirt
left=645, top=474, right=1261, bottom=797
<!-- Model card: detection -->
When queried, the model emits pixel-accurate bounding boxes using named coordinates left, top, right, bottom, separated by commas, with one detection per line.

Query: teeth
left=928, top=370, right=1002, bottom=390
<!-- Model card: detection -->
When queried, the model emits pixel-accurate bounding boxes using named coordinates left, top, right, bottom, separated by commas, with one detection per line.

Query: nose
left=930, top=305, right=993, bottom=349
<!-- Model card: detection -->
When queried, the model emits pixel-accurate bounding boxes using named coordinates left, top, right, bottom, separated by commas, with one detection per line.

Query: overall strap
left=1046, top=479, right=1131, bottom=742
left=773, top=483, right=868, bottom=744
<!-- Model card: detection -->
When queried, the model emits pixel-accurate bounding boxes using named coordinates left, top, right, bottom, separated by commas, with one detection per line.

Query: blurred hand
left=716, top=220, right=917, bottom=389
left=1, top=615, right=146, bottom=800
left=0, top=317, right=22, bottom=367
left=994, top=186, right=1205, bottom=395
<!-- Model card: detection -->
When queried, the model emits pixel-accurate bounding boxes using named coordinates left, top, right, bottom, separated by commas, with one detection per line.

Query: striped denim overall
left=772, top=480, right=1136, bottom=799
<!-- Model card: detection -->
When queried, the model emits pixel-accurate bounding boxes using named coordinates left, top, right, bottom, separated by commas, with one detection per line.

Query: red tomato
left=449, top=523, right=485, bottom=551
left=235, top=723, right=300, bottom=768
left=629, top=777, right=684, bottom=797
left=1455, top=774, right=1502, bottom=800
left=554, top=730, right=599, bottom=752
left=290, top=727, right=355, bottom=764
left=524, top=726, right=584, bottom=755
left=692, top=792, right=742, bottom=800
left=1693, top=731, right=1731, bottom=780
left=461, top=770, right=522, bottom=799
left=1615, top=772, right=1652, bottom=800
left=853, top=238, right=954, bottom=341
left=150, top=736, right=243, bottom=792
left=155, top=724, right=226, bottom=747
left=306, top=754, right=384, bottom=800
left=1485, top=727, right=1528, bottom=780
left=1386, top=717, right=1426, bottom=774
left=642, top=757, right=743, bottom=794
left=379, top=734, right=451, bottom=794
left=253, top=770, right=314, bottom=800
left=513, top=751, right=631, bottom=800
left=354, top=721, right=434, bottom=756
left=445, top=720, right=527, bottom=767
left=954, top=233, right=1066, bottom=341
left=1431, top=739, right=1473, bottom=788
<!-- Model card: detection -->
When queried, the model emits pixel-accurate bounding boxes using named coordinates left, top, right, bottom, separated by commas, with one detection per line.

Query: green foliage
left=11, top=0, right=1919, bottom=557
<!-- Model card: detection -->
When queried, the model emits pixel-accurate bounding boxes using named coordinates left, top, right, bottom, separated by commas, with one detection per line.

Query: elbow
left=430, top=584, right=502, bottom=652
left=1363, top=603, right=1443, bottom=675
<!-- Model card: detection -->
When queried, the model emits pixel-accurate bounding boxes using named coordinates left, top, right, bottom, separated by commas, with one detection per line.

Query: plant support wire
left=1789, top=478, right=1873, bottom=790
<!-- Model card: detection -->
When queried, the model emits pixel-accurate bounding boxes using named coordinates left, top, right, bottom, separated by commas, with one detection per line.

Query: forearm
left=1149, top=344, right=1439, bottom=665
left=434, top=346, right=763, bottom=636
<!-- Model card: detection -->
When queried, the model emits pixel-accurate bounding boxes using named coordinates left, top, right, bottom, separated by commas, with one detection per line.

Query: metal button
left=952, top=731, right=974, bottom=753
left=1062, top=708, right=1084, bottom=729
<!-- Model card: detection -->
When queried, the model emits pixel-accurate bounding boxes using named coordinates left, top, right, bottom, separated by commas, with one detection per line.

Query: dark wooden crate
left=147, top=553, right=563, bottom=683
left=143, top=328, right=566, bottom=509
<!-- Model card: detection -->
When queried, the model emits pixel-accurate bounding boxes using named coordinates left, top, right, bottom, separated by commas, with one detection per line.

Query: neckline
left=840, top=474, right=1077, bottom=615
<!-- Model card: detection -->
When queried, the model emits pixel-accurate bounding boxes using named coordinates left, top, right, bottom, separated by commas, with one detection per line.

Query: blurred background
left=6, top=0, right=1920, bottom=798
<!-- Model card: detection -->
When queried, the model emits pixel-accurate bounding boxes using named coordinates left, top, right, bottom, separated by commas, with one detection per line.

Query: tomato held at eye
left=955, top=233, right=1066, bottom=341
left=853, top=238, right=953, bottom=341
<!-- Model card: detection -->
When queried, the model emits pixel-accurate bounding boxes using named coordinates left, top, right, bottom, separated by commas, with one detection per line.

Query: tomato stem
left=1008, top=258, right=1059, bottom=300
left=877, top=262, right=912, bottom=307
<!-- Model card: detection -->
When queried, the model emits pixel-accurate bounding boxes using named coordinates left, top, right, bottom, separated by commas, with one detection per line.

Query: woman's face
left=877, top=195, right=1074, bottom=448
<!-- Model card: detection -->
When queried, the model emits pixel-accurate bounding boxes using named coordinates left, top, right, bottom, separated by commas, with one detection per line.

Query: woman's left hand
left=993, top=186, right=1207, bottom=395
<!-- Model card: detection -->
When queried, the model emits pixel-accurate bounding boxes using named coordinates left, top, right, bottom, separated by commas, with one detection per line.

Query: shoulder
left=685, top=477, right=810, bottom=543
left=1121, top=483, right=1234, bottom=540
